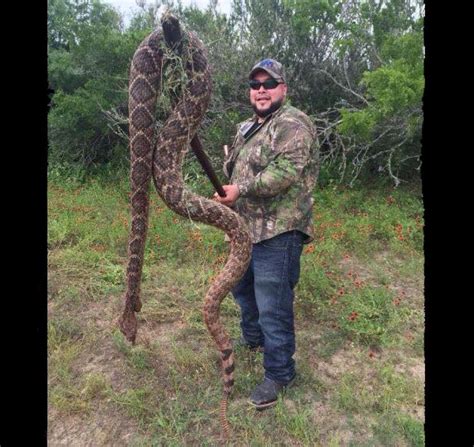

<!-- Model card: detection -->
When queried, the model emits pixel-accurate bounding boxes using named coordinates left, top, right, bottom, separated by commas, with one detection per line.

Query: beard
left=252, top=98, right=284, bottom=118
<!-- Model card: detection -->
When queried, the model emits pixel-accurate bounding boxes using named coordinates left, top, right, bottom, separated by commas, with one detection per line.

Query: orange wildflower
left=348, top=311, right=359, bottom=321
left=304, top=244, right=315, bottom=254
left=395, top=223, right=404, bottom=241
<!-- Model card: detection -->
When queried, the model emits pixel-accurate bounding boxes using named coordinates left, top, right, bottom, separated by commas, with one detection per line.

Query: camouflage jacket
left=223, top=103, right=319, bottom=244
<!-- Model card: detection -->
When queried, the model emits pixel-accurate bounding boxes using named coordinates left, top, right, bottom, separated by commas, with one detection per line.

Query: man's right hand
left=213, top=184, right=240, bottom=207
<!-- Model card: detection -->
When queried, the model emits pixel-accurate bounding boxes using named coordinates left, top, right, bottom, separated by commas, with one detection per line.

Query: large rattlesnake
left=118, top=12, right=252, bottom=438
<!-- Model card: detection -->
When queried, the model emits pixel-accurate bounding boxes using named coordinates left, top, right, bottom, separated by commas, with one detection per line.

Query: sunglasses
left=249, top=78, right=282, bottom=90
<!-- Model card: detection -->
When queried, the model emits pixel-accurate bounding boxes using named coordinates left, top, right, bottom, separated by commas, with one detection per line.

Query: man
left=213, top=58, right=319, bottom=410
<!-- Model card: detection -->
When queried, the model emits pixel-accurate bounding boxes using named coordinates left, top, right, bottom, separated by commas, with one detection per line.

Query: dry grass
left=48, top=179, right=424, bottom=446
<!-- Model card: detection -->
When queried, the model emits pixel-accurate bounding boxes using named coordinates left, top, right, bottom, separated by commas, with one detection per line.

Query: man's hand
left=213, top=184, right=240, bottom=207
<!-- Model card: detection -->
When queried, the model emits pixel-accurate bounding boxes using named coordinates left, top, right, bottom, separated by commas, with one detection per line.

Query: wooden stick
left=190, top=136, right=226, bottom=197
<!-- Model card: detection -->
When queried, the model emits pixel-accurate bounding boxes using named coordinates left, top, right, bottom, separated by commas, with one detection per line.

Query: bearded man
left=214, top=58, right=319, bottom=409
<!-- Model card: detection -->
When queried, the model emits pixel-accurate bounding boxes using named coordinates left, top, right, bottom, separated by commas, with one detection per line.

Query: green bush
left=48, top=0, right=423, bottom=187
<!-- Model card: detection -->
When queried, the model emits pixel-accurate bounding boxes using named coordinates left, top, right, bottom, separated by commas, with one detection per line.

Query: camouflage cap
left=249, top=58, right=285, bottom=82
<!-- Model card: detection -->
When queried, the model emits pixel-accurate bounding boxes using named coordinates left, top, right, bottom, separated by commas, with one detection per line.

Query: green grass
left=48, top=177, right=424, bottom=445
left=373, top=411, right=425, bottom=446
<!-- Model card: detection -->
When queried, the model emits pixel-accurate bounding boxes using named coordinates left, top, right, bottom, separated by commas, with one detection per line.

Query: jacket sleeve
left=223, top=125, right=241, bottom=180
left=237, top=119, right=315, bottom=198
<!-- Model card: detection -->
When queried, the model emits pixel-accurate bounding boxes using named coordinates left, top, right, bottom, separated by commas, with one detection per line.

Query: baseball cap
left=249, top=58, right=285, bottom=82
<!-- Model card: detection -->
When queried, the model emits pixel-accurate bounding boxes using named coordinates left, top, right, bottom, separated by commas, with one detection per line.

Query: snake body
left=118, top=13, right=252, bottom=438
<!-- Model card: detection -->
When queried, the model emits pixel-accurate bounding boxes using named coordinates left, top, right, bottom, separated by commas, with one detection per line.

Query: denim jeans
left=231, top=230, right=304, bottom=384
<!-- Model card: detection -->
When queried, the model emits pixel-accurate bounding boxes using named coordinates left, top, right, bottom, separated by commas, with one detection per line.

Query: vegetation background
left=48, top=0, right=425, bottom=445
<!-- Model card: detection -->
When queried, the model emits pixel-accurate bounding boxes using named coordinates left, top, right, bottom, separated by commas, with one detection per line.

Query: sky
left=104, top=0, right=233, bottom=26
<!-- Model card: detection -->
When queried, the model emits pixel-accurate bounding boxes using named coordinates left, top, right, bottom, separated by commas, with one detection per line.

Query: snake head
left=161, top=9, right=183, bottom=54
left=133, top=295, right=142, bottom=312
left=118, top=308, right=138, bottom=344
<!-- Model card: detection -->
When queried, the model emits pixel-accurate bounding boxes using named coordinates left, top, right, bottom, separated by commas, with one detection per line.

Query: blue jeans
left=231, top=230, right=304, bottom=385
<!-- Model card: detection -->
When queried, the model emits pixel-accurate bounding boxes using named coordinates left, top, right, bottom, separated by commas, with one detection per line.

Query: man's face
left=249, top=71, right=287, bottom=118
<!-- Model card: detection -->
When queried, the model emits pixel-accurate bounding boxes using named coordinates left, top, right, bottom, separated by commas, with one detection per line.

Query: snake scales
left=118, top=12, right=252, bottom=439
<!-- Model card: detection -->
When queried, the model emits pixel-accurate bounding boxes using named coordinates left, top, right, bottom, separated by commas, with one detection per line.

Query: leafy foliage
left=337, top=26, right=423, bottom=185
left=48, top=0, right=424, bottom=186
